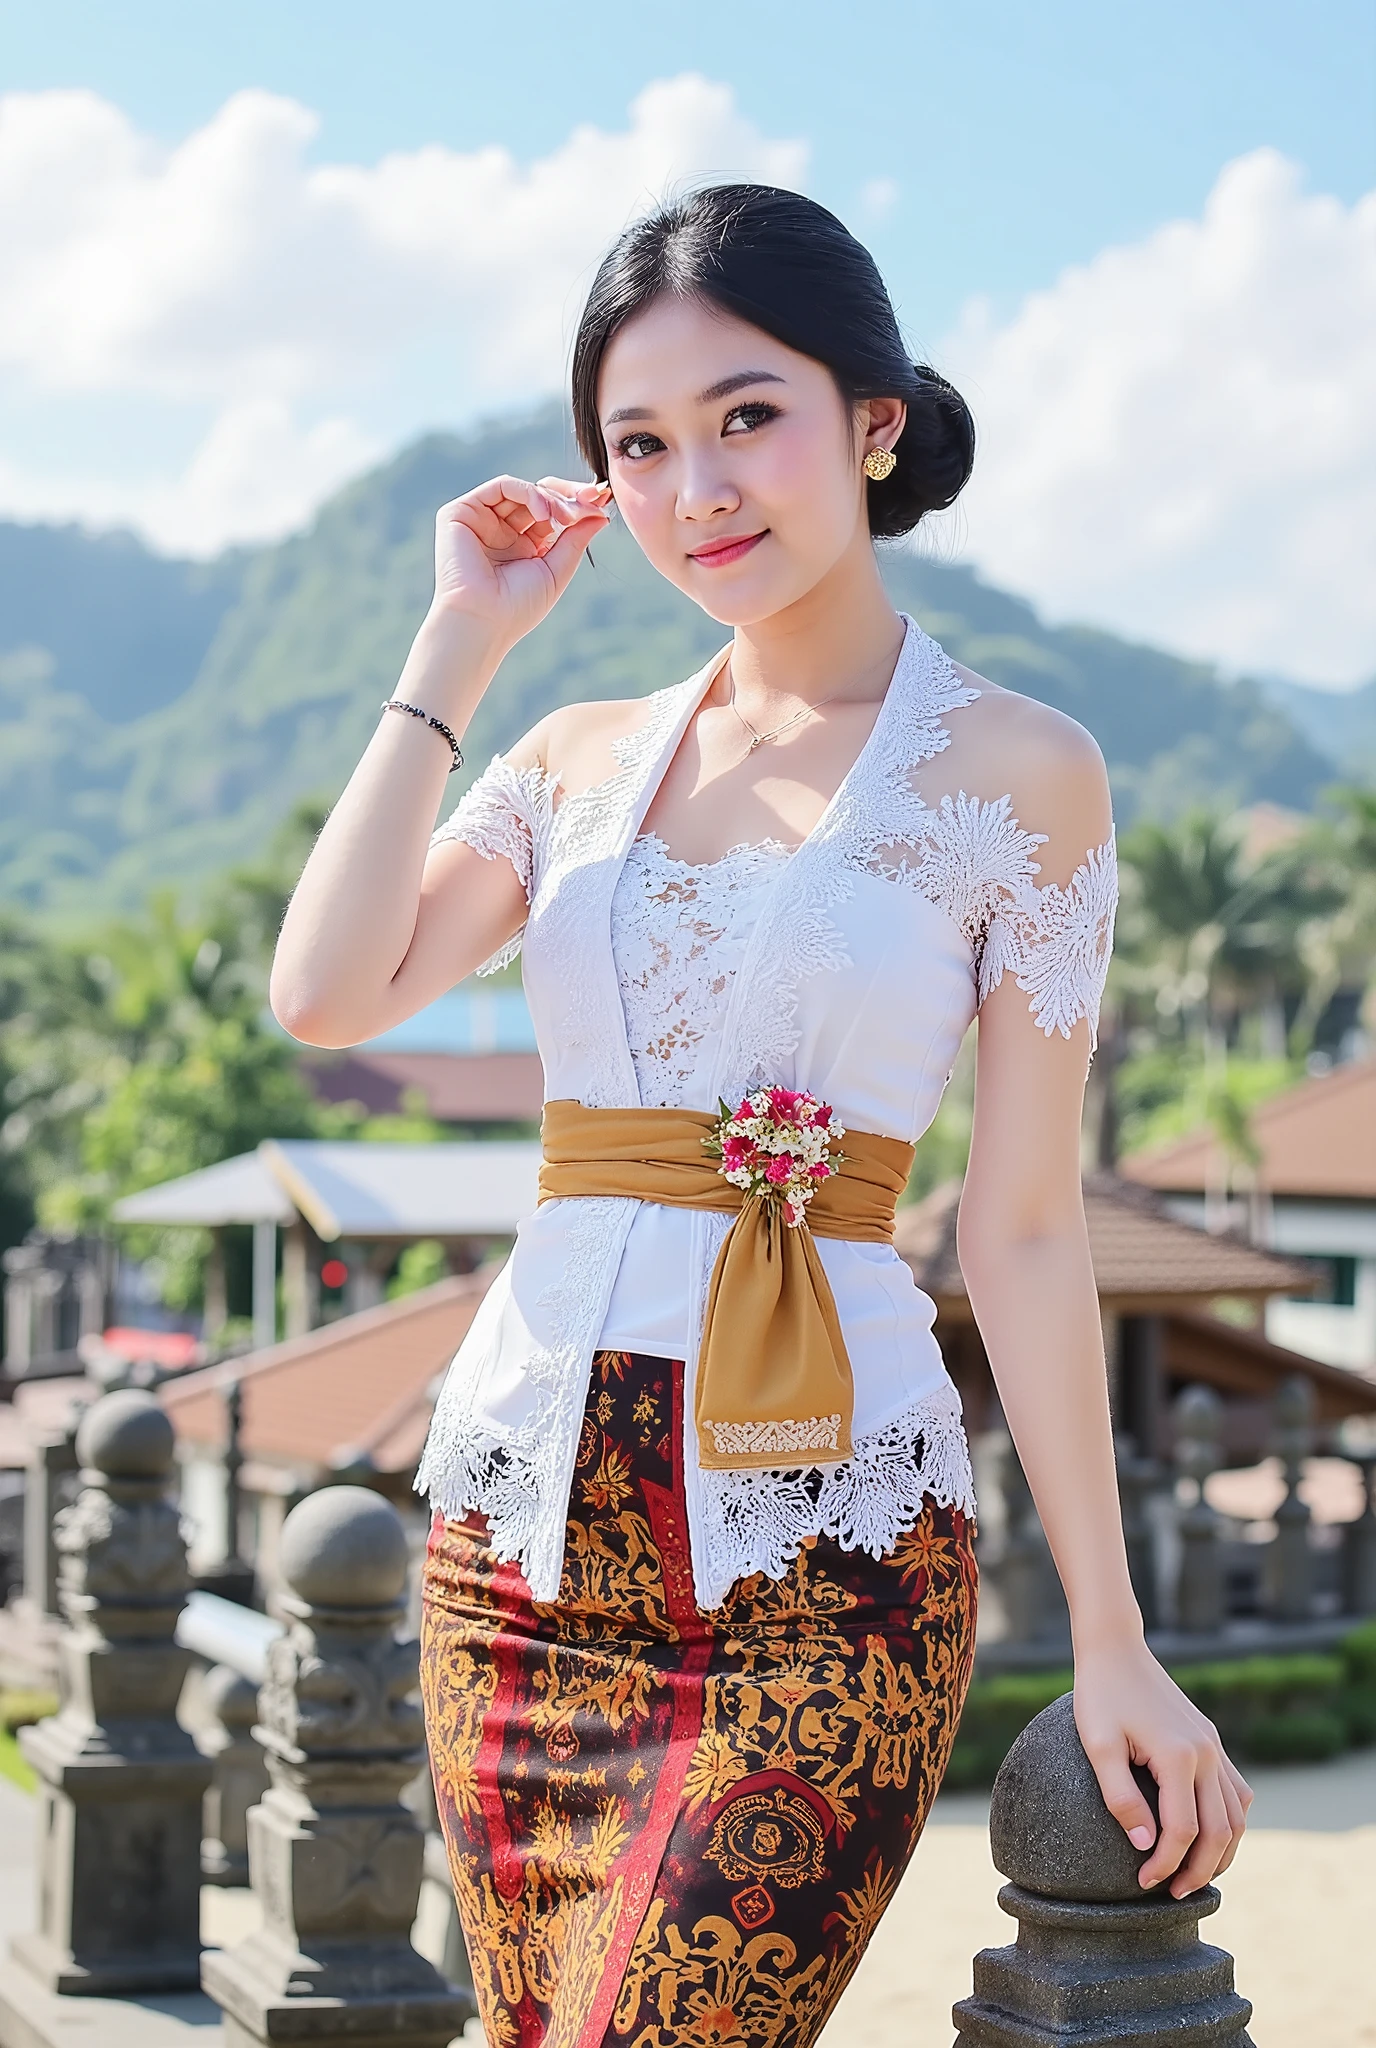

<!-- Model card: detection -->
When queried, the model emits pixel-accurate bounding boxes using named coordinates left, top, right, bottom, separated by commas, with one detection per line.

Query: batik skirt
left=419, top=1349, right=978, bottom=2048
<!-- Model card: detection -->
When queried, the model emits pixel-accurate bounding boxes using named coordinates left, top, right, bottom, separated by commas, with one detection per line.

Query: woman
left=271, top=183, right=1252, bottom=2048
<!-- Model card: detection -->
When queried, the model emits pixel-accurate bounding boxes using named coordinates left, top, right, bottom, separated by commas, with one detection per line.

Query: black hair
left=571, top=181, right=974, bottom=541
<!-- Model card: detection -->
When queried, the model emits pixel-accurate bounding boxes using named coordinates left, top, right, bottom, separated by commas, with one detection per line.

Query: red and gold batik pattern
left=419, top=1350, right=978, bottom=2048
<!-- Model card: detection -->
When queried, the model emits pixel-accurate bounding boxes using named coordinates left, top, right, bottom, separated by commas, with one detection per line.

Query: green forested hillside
left=0, top=396, right=1343, bottom=922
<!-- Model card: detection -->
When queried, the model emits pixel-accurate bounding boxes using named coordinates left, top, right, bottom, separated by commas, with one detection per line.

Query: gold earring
left=863, top=446, right=897, bottom=481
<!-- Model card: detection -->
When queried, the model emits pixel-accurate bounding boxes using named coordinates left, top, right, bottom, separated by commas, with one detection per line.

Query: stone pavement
left=0, top=1753, right=1370, bottom=2046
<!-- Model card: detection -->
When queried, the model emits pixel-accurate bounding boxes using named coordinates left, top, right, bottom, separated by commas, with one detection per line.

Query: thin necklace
left=728, top=669, right=836, bottom=752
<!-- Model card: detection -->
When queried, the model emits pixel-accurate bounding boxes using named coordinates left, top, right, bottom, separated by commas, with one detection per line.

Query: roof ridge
left=159, top=1269, right=491, bottom=1404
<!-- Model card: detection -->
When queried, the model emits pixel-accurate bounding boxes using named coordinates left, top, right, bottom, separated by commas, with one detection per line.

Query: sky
left=1, top=1, right=1373, bottom=686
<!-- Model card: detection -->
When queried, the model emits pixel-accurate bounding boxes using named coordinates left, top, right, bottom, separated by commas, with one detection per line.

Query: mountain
left=1258, top=672, right=1376, bottom=784
left=0, top=397, right=1345, bottom=922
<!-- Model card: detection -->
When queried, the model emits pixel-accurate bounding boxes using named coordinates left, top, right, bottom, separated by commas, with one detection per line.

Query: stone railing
left=0, top=1388, right=473, bottom=2048
left=982, top=1372, right=1376, bottom=1660
left=953, top=1692, right=1254, bottom=2045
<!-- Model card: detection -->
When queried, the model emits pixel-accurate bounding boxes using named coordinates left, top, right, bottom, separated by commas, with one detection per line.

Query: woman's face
left=595, top=294, right=903, bottom=625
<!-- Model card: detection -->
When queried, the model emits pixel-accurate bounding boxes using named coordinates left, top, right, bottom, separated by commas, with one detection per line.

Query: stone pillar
left=1340, top=1445, right=1376, bottom=1617
left=201, top=1485, right=472, bottom=2047
left=995, top=1434, right=1070, bottom=1648
left=1175, top=1384, right=1226, bottom=1633
left=1114, top=1430, right=1162, bottom=1633
left=953, top=1692, right=1253, bottom=2045
left=1266, top=1374, right=1314, bottom=1622
left=11, top=1389, right=212, bottom=1994
left=196, top=1376, right=257, bottom=1608
left=199, top=1664, right=268, bottom=1886
left=22, top=1422, right=80, bottom=1620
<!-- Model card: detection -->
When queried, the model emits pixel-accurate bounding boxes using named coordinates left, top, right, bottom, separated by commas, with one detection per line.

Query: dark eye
left=723, top=401, right=781, bottom=434
left=612, top=429, right=664, bottom=462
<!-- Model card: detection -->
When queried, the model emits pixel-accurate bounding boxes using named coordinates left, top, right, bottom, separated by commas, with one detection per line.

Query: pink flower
left=766, top=1087, right=804, bottom=1119
left=809, top=1161, right=833, bottom=1179
left=812, top=1103, right=832, bottom=1128
left=765, top=1154, right=795, bottom=1185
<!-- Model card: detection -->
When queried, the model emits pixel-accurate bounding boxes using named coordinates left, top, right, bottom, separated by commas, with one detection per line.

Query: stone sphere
left=989, top=1691, right=1161, bottom=1902
left=279, top=1485, right=410, bottom=1609
left=76, top=1388, right=175, bottom=1478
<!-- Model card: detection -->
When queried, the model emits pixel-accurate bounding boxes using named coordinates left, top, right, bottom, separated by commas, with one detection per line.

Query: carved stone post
left=201, top=1485, right=472, bottom=2047
left=995, top=1434, right=1070, bottom=1647
left=1175, top=1384, right=1226, bottom=1633
left=199, top=1664, right=268, bottom=1885
left=953, top=1692, right=1253, bottom=2045
left=11, top=1389, right=211, bottom=1994
left=1266, top=1374, right=1315, bottom=1622
left=1340, top=1440, right=1376, bottom=1617
left=1114, top=1430, right=1162, bottom=1633
left=22, top=1418, right=81, bottom=1620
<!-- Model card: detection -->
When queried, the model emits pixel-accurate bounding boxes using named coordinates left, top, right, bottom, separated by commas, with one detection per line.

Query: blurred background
left=0, top=7, right=1371, bottom=2042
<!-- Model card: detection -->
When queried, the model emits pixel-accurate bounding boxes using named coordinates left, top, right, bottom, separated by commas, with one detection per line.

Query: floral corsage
left=703, top=1087, right=846, bottom=1235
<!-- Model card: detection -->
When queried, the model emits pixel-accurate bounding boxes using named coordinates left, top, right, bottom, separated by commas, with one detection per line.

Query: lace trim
left=430, top=755, right=557, bottom=975
left=703, top=1413, right=843, bottom=1460
left=695, top=1378, right=977, bottom=1610
left=418, top=1360, right=977, bottom=1610
left=978, top=832, right=1119, bottom=1051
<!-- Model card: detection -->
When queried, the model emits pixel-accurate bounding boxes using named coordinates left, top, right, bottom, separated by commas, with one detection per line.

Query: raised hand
left=431, top=472, right=613, bottom=653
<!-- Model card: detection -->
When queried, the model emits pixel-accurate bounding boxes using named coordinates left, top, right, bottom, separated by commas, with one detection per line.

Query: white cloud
left=937, top=150, right=1376, bottom=687
left=859, top=176, right=899, bottom=219
left=0, top=77, right=806, bottom=550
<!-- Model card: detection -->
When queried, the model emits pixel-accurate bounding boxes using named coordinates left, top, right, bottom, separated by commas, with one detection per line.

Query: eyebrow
left=603, top=369, right=786, bottom=428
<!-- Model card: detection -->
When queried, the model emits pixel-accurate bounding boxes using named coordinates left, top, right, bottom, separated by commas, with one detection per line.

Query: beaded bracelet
left=381, top=698, right=464, bottom=772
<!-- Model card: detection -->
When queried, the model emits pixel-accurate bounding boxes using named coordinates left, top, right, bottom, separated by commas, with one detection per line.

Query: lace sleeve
left=977, top=831, right=1119, bottom=1052
left=429, top=753, right=554, bottom=975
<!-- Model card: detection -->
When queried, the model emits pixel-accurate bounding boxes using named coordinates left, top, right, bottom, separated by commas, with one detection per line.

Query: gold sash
left=537, top=1099, right=915, bottom=1471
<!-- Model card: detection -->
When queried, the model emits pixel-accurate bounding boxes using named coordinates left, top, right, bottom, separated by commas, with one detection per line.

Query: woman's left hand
left=1072, top=1638, right=1254, bottom=1898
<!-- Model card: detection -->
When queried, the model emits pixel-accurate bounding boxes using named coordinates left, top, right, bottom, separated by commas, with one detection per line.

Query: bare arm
left=957, top=724, right=1253, bottom=1898
left=270, top=473, right=611, bottom=1046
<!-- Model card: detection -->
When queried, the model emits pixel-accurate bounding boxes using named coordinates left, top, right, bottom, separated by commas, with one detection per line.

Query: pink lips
left=689, top=531, right=767, bottom=567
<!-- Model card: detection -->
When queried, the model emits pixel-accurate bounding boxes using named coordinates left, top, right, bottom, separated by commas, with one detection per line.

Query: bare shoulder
left=945, top=659, right=1113, bottom=877
left=504, top=695, right=651, bottom=789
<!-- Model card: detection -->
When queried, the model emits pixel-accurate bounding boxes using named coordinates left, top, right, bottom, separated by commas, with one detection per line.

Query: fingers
left=1084, top=1742, right=1158, bottom=1853
left=440, top=476, right=556, bottom=557
left=1167, top=1767, right=1235, bottom=1898
left=438, top=476, right=611, bottom=562
left=538, top=502, right=612, bottom=590
left=1211, top=1770, right=1248, bottom=1878
left=1135, top=1744, right=1199, bottom=1892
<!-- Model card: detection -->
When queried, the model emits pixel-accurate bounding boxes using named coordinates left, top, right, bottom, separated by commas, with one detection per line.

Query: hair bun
left=867, top=362, right=975, bottom=539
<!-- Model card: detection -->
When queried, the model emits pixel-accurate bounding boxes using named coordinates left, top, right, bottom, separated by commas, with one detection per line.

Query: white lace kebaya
left=413, top=612, right=1119, bottom=1609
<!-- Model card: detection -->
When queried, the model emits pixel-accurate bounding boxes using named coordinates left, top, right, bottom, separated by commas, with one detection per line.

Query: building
left=895, top=1171, right=1376, bottom=1465
left=292, top=982, right=543, bottom=1129
left=113, top=1137, right=541, bottom=1348
left=1123, top=1057, right=1376, bottom=1376
left=159, top=1271, right=491, bottom=1592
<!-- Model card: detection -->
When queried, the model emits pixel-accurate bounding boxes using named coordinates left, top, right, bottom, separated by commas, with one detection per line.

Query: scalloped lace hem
left=417, top=1377, right=978, bottom=1611
left=415, top=1426, right=569, bottom=1602
left=694, top=1377, right=978, bottom=1609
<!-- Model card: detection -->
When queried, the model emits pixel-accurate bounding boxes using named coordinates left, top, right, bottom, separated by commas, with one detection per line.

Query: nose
left=675, top=453, right=740, bottom=526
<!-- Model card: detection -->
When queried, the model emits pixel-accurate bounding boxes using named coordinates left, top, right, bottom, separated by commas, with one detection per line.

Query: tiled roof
left=303, top=1050, right=544, bottom=1123
left=1123, top=1056, right=1376, bottom=1201
left=159, top=1271, right=492, bottom=1474
left=894, top=1173, right=1313, bottom=1307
